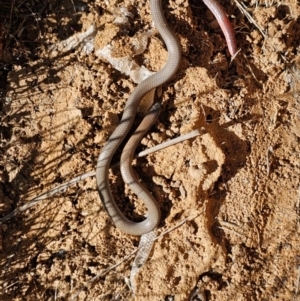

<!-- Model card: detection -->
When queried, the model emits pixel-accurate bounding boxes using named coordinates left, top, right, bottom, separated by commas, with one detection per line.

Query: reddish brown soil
left=0, top=0, right=299, bottom=300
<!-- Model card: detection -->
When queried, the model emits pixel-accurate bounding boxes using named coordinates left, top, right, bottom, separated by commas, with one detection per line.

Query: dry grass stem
left=0, top=129, right=202, bottom=224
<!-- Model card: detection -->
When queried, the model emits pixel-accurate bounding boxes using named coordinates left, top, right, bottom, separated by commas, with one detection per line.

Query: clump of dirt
left=0, top=0, right=299, bottom=300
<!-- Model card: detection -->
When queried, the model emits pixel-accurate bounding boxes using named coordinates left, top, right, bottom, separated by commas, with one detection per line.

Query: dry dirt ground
left=0, top=0, right=300, bottom=300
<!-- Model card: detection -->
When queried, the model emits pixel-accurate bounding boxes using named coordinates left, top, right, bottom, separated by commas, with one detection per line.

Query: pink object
left=203, top=0, right=237, bottom=56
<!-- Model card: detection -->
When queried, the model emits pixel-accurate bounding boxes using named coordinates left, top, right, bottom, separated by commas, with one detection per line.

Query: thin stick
left=234, top=0, right=267, bottom=40
left=0, top=171, right=95, bottom=223
left=137, top=129, right=203, bottom=158
left=0, top=129, right=203, bottom=224
left=234, top=0, right=289, bottom=64
left=70, top=249, right=138, bottom=301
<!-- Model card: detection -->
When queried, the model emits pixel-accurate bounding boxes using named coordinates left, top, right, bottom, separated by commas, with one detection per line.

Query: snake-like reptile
left=96, top=0, right=237, bottom=235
